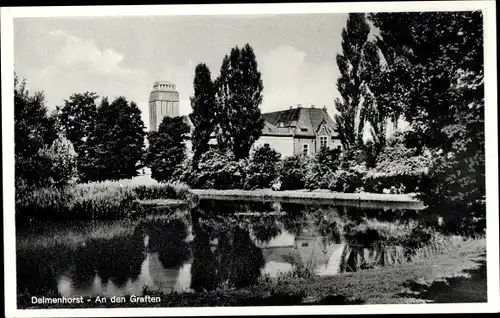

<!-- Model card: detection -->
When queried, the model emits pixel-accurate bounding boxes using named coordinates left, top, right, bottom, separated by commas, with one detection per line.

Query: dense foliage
left=369, top=11, right=485, bottom=233
left=275, top=155, right=311, bottom=191
left=305, top=147, right=342, bottom=190
left=244, top=145, right=282, bottom=190
left=84, top=97, right=146, bottom=181
left=14, top=74, right=58, bottom=186
left=56, top=92, right=99, bottom=180
left=36, top=134, right=78, bottom=187
left=215, top=44, right=265, bottom=160
left=189, top=150, right=248, bottom=190
left=190, top=63, right=217, bottom=164
left=146, top=116, right=190, bottom=182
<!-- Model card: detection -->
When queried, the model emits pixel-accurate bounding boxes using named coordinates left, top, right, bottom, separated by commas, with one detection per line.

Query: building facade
left=149, top=81, right=180, bottom=132
left=148, top=81, right=341, bottom=157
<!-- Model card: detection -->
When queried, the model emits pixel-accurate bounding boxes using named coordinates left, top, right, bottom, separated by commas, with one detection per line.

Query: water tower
left=149, top=81, right=180, bottom=131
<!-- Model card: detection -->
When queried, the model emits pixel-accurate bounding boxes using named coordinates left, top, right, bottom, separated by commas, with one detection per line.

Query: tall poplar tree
left=215, top=44, right=265, bottom=160
left=334, top=13, right=371, bottom=151
left=190, top=63, right=216, bottom=164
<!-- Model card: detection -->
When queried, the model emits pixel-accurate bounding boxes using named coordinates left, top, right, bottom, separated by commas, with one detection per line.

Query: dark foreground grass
left=18, top=237, right=485, bottom=308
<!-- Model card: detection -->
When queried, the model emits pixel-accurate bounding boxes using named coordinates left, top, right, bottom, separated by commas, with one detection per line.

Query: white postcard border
left=2, top=1, right=498, bottom=317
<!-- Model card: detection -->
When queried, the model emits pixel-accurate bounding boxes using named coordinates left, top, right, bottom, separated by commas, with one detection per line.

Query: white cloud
left=257, top=45, right=338, bottom=116
left=49, top=30, right=130, bottom=76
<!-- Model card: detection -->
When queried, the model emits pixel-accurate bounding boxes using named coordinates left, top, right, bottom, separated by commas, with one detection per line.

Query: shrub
left=170, top=157, right=198, bottom=187
left=304, top=147, right=341, bottom=190
left=244, top=145, right=281, bottom=190
left=361, top=137, right=432, bottom=194
left=328, top=164, right=366, bottom=193
left=363, top=171, right=426, bottom=194
left=191, top=150, right=247, bottom=189
left=35, top=134, right=78, bottom=187
left=276, top=155, right=311, bottom=190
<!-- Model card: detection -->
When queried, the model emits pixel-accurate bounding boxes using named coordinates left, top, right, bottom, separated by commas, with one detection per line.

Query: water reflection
left=17, top=199, right=425, bottom=299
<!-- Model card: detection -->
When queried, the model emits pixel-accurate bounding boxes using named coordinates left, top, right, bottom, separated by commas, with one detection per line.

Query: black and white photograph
left=2, top=1, right=498, bottom=317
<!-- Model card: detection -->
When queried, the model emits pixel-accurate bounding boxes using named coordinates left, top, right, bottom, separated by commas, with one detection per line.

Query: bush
left=359, top=136, right=432, bottom=194
left=304, top=147, right=341, bottom=190
left=191, top=150, right=247, bottom=190
left=275, top=155, right=311, bottom=190
left=363, top=171, right=425, bottom=194
left=36, top=134, right=78, bottom=187
left=244, top=145, right=281, bottom=190
left=328, top=164, right=366, bottom=193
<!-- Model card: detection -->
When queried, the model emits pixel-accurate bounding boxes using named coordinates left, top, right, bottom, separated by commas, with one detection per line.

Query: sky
left=14, top=14, right=349, bottom=130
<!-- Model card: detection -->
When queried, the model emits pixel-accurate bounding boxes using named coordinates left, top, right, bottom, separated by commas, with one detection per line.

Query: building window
left=302, top=144, right=309, bottom=156
left=319, top=136, right=328, bottom=149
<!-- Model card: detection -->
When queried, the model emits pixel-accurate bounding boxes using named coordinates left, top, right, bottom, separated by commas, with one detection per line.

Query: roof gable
left=262, top=107, right=337, bottom=136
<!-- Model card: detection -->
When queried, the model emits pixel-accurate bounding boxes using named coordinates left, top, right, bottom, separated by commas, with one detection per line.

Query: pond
left=16, top=198, right=434, bottom=301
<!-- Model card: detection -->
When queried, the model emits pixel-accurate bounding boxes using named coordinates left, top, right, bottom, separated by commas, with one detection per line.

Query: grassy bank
left=18, top=235, right=485, bottom=308
left=15, top=180, right=197, bottom=223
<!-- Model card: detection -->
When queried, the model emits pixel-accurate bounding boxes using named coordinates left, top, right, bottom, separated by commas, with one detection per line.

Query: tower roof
left=152, top=81, right=177, bottom=92
left=153, top=80, right=175, bottom=86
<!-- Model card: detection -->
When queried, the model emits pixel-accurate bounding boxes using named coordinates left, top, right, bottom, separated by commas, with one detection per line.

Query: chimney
left=311, top=105, right=315, bottom=109
left=289, top=105, right=293, bottom=109
left=297, top=104, right=302, bottom=108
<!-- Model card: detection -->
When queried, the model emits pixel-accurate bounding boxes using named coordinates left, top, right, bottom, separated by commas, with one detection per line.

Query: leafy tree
left=85, top=96, right=146, bottom=181
left=369, top=11, right=483, bottom=151
left=334, top=13, right=371, bottom=150
left=369, top=11, right=484, bottom=233
left=36, top=134, right=78, bottom=187
left=215, top=44, right=265, bottom=160
left=190, top=63, right=217, bottom=165
left=56, top=92, right=99, bottom=180
left=14, top=73, right=58, bottom=185
left=146, top=116, right=190, bottom=182
left=244, top=144, right=282, bottom=190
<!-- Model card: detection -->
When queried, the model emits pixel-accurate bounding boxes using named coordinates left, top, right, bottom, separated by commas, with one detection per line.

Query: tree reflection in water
left=191, top=218, right=265, bottom=291
left=71, top=231, right=145, bottom=289
left=190, top=223, right=217, bottom=292
left=148, top=218, right=191, bottom=268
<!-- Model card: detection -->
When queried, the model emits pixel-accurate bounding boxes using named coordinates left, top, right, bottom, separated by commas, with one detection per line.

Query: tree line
left=15, top=74, right=146, bottom=186
left=14, top=43, right=265, bottom=186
